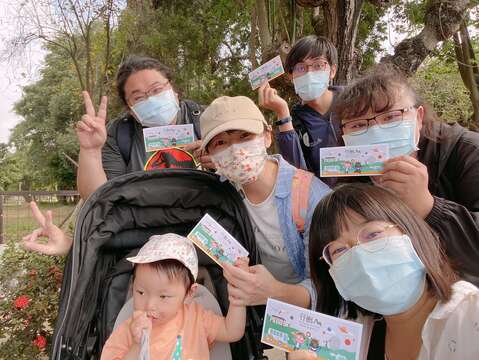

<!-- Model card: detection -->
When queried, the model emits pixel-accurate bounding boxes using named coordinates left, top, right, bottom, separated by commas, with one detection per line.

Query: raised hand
left=22, top=201, right=72, bottom=256
left=377, top=155, right=434, bottom=219
left=76, top=91, right=108, bottom=150
left=258, top=81, right=290, bottom=119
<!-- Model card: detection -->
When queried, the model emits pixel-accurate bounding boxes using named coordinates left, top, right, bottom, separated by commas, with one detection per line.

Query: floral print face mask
left=210, top=136, right=268, bottom=185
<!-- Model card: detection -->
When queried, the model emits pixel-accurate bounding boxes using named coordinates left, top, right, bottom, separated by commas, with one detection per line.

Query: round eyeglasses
left=321, top=222, right=399, bottom=266
left=293, top=59, right=329, bottom=74
left=340, top=107, right=415, bottom=135
left=127, top=81, right=170, bottom=106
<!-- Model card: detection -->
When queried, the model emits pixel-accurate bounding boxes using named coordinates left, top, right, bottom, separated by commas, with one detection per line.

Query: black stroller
left=51, top=169, right=267, bottom=359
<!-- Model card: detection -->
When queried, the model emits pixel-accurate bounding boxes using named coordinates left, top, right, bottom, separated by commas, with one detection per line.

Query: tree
left=1, top=0, right=123, bottom=101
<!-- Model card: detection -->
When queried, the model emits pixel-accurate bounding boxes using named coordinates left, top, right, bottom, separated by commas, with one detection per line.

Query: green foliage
left=413, top=57, right=474, bottom=128
left=11, top=45, right=83, bottom=190
left=0, top=240, right=65, bottom=358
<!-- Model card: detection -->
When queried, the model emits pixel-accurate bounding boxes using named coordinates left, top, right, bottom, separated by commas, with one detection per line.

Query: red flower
left=28, top=268, right=37, bottom=277
left=32, top=335, right=47, bottom=350
left=14, top=295, right=31, bottom=309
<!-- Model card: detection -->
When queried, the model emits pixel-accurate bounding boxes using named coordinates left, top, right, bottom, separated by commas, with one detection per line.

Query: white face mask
left=210, top=136, right=267, bottom=185
left=329, top=235, right=426, bottom=315
left=292, top=70, right=330, bottom=101
left=131, top=89, right=179, bottom=127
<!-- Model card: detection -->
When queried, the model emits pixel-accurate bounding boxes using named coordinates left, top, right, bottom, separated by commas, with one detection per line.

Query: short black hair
left=284, top=35, right=338, bottom=73
left=116, top=55, right=174, bottom=105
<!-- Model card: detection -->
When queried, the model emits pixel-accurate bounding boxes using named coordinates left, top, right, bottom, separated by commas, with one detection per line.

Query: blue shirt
left=275, top=87, right=342, bottom=183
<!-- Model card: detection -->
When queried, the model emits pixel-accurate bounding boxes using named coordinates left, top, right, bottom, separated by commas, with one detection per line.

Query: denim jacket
left=271, top=155, right=331, bottom=306
left=224, top=155, right=331, bottom=306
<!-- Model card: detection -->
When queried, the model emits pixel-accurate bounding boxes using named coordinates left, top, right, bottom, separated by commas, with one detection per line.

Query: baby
left=101, top=233, right=246, bottom=360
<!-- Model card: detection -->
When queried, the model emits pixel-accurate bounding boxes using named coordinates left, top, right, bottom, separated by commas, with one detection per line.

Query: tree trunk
left=297, top=0, right=364, bottom=84
left=322, top=0, right=364, bottom=84
left=256, top=0, right=273, bottom=59
left=453, top=23, right=479, bottom=126
left=381, top=0, right=472, bottom=76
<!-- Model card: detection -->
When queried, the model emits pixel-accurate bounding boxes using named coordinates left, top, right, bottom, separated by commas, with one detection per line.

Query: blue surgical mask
left=342, top=119, right=418, bottom=158
left=131, top=89, right=179, bottom=127
left=329, top=235, right=426, bottom=316
left=293, top=70, right=330, bottom=102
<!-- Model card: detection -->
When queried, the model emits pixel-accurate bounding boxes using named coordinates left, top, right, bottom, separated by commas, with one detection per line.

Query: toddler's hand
left=130, top=311, right=152, bottom=344
left=234, top=257, right=250, bottom=271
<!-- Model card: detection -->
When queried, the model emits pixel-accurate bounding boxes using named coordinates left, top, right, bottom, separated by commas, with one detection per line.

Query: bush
left=0, top=241, right=64, bottom=359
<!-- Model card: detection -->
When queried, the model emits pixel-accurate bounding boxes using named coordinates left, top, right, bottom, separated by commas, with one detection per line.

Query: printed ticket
left=248, top=55, right=285, bottom=90
left=187, top=213, right=249, bottom=268
left=262, top=298, right=363, bottom=360
left=143, top=124, right=195, bottom=152
left=319, top=144, right=389, bottom=177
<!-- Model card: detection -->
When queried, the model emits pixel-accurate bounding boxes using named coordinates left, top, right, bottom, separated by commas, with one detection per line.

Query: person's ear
left=186, top=283, right=198, bottom=301
left=415, top=105, right=425, bottom=141
left=263, top=128, right=273, bottom=148
left=330, top=64, right=337, bottom=80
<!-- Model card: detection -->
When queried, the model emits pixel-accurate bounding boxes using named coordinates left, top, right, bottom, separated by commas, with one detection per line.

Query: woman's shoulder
left=420, top=281, right=479, bottom=359
left=431, top=281, right=479, bottom=320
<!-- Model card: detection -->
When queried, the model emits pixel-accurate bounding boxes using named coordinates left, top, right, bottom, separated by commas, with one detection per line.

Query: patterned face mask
left=210, top=136, right=268, bottom=185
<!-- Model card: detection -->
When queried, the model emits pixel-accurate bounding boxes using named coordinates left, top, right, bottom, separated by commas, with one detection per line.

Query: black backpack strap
left=116, top=115, right=135, bottom=166
left=183, top=99, right=204, bottom=139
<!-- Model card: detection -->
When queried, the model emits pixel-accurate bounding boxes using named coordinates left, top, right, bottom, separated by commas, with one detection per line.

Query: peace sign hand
left=22, top=201, right=72, bottom=256
left=76, top=91, right=108, bottom=150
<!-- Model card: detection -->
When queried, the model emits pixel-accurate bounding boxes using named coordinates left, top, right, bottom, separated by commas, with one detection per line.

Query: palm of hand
left=76, top=91, right=108, bottom=150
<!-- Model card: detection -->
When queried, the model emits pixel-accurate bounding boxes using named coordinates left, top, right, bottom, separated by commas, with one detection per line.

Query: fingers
left=384, top=158, right=419, bottom=175
left=82, top=91, right=95, bottom=117
left=76, top=119, right=94, bottom=133
left=182, top=140, right=202, bottom=153
left=385, top=155, right=423, bottom=168
left=22, top=228, right=42, bottom=243
left=223, top=263, right=254, bottom=290
left=22, top=229, right=52, bottom=255
left=380, top=170, right=410, bottom=184
left=45, top=210, right=54, bottom=229
left=22, top=240, right=52, bottom=255
left=97, top=96, right=108, bottom=121
left=30, top=201, right=46, bottom=227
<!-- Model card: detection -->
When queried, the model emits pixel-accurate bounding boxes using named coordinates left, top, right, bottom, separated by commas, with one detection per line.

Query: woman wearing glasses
left=258, top=35, right=341, bottom=182
left=332, top=64, right=479, bottom=287
left=76, top=55, right=209, bottom=200
left=290, top=183, right=479, bottom=360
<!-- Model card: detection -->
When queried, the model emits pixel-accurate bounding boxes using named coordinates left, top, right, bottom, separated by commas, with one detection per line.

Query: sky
left=0, top=1, right=45, bottom=143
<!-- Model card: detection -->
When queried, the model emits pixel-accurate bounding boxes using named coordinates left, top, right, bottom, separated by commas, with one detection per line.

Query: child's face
left=133, top=264, right=191, bottom=325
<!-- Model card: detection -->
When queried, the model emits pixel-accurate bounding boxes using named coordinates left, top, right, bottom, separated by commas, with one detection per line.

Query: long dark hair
left=332, top=63, right=442, bottom=142
left=309, top=183, right=457, bottom=318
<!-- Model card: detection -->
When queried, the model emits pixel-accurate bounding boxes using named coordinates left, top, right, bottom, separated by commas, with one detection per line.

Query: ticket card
left=248, top=55, right=285, bottom=90
left=187, top=213, right=249, bottom=268
left=319, top=144, right=389, bottom=177
left=262, top=298, right=363, bottom=360
left=143, top=124, right=195, bottom=152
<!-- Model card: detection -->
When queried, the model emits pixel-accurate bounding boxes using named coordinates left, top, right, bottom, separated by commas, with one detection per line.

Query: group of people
left=21, top=35, right=479, bottom=359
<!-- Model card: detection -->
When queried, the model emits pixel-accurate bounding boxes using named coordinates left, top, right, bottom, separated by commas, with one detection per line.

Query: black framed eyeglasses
left=341, top=106, right=415, bottom=135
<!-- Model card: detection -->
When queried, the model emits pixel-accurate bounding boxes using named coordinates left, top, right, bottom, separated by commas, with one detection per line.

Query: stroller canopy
left=52, top=169, right=258, bottom=359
